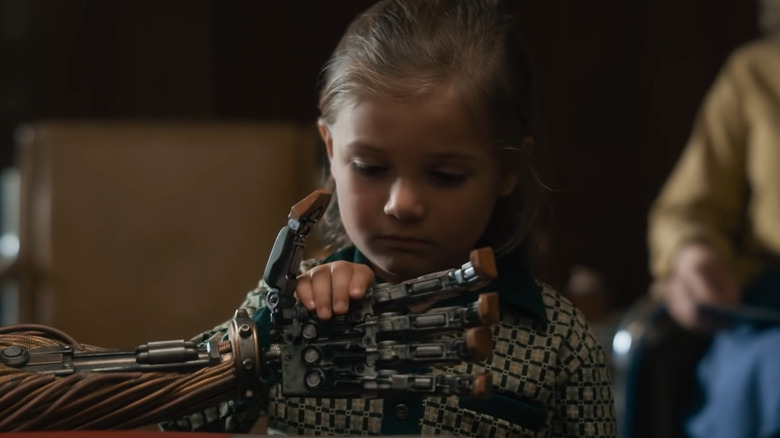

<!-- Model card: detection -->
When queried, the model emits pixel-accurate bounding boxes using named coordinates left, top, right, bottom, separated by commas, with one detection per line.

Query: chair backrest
left=9, top=120, right=321, bottom=348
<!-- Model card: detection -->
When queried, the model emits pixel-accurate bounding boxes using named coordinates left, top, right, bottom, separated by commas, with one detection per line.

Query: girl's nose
left=383, top=179, right=425, bottom=220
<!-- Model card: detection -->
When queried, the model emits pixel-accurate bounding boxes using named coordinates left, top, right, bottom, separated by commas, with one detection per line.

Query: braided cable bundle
left=0, top=323, right=250, bottom=431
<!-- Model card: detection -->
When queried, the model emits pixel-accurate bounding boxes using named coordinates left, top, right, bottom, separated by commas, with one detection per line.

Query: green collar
left=323, top=247, right=547, bottom=326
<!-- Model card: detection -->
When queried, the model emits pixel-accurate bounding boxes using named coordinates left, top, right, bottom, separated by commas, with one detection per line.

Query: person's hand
left=295, top=261, right=374, bottom=320
left=663, top=242, right=741, bottom=332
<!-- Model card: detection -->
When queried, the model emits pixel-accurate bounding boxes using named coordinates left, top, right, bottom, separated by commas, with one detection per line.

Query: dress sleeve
left=555, top=316, right=617, bottom=437
left=161, top=258, right=322, bottom=432
left=191, top=257, right=322, bottom=344
left=188, top=280, right=269, bottom=344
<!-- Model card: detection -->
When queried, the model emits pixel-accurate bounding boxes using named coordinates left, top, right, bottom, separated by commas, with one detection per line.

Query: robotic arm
left=0, top=189, right=499, bottom=431
left=0, top=309, right=263, bottom=430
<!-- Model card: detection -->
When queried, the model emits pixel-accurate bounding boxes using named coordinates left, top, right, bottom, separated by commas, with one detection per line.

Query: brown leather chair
left=0, top=120, right=321, bottom=349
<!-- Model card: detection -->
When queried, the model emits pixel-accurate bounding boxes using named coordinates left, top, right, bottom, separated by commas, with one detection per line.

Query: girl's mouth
left=374, top=235, right=433, bottom=251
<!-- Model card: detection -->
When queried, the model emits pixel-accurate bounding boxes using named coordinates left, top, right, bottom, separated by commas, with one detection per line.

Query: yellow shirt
left=648, top=36, right=780, bottom=286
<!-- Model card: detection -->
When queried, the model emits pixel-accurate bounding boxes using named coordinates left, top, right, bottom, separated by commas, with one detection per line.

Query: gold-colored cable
left=0, top=327, right=242, bottom=431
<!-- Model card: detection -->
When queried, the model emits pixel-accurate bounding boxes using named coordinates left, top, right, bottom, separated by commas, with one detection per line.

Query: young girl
left=177, top=0, right=616, bottom=436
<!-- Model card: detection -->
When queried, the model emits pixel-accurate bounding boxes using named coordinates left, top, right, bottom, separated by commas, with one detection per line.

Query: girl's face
left=320, top=87, right=516, bottom=283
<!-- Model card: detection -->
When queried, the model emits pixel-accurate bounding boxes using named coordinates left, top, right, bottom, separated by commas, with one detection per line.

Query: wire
left=0, top=324, right=239, bottom=431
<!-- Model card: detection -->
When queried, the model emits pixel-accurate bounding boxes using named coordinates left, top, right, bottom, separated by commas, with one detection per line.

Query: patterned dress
left=166, top=247, right=616, bottom=437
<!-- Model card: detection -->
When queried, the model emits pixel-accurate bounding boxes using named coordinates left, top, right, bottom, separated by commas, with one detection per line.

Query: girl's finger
left=295, top=274, right=316, bottom=311
left=329, top=262, right=353, bottom=314
left=310, top=267, right=334, bottom=320
left=349, top=264, right=374, bottom=300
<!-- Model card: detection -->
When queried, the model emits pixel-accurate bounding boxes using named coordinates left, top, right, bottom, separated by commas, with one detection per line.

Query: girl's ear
left=318, top=121, right=334, bottom=160
left=518, top=135, right=535, bottom=158
left=498, top=173, right=518, bottom=197
left=498, top=136, right=534, bottom=196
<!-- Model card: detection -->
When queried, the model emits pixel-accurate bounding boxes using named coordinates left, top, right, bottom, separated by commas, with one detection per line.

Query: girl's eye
left=352, top=161, right=387, bottom=177
left=429, top=171, right=467, bottom=186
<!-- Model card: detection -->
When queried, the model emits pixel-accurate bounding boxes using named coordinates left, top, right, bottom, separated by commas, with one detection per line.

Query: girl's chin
left=370, top=254, right=456, bottom=282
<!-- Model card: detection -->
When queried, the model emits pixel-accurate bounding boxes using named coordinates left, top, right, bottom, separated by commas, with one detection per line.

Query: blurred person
left=648, top=0, right=780, bottom=436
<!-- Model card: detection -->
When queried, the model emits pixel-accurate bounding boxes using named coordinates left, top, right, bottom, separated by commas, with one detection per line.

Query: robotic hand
left=263, top=190, right=498, bottom=400
left=0, top=189, right=499, bottom=431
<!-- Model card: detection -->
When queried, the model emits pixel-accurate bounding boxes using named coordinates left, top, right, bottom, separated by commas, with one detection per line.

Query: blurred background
left=0, top=1, right=764, bottom=436
left=0, top=0, right=759, bottom=339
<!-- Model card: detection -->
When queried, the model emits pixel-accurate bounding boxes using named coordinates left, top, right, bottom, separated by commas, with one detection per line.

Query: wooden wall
left=0, top=0, right=759, bottom=309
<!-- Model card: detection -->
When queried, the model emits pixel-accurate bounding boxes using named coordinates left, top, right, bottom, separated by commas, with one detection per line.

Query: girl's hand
left=295, top=261, right=374, bottom=320
left=664, top=242, right=740, bottom=332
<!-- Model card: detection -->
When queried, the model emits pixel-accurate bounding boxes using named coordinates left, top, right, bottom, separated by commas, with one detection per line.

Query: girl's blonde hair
left=317, top=0, right=547, bottom=264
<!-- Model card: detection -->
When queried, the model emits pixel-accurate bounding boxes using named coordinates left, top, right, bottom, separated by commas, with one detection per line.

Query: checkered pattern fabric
left=173, top=262, right=616, bottom=437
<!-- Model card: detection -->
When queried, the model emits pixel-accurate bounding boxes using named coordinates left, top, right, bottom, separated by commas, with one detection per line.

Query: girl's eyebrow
left=344, top=141, right=381, bottom=152
left=345, top=141, right=480, bottom=161
left=428, top=151, right=479, bottom=162
left=342, top=141, right=388, bottom=157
